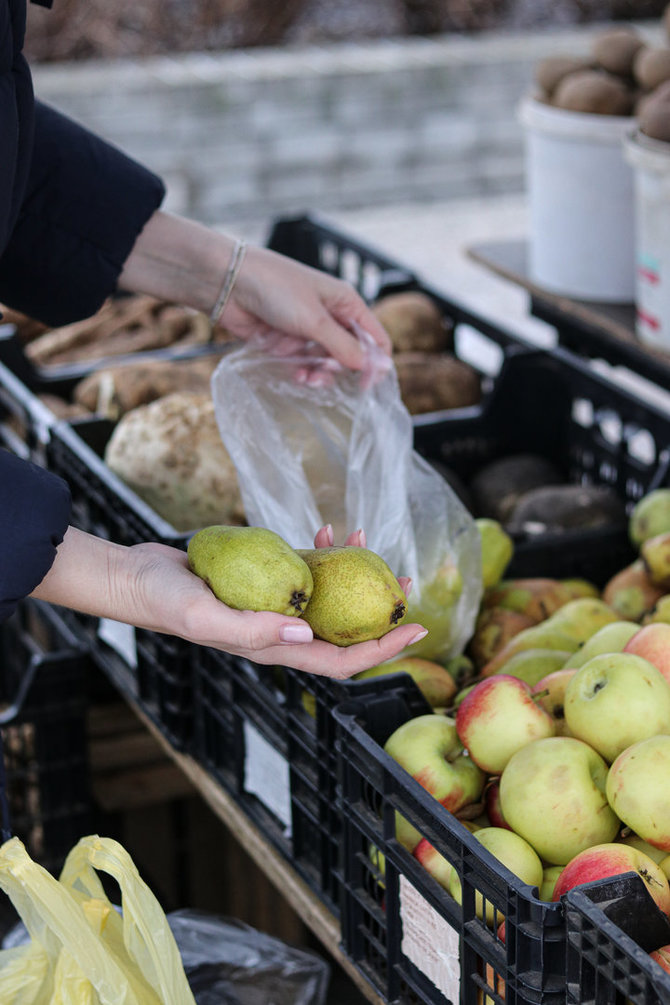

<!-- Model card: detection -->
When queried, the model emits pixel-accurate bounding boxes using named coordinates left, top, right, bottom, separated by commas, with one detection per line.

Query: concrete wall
left=31, top=23, right=660, bottom=226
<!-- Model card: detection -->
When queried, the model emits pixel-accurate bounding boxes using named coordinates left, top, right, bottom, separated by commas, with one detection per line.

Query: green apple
left=354, top=657, right=457, bottom=708
left=456, top=674, right=555, bottom=774
left=607, top=735, right=670, bottom=852
left=564, top=652, right=670, bottom=763
left=384, top=714, right=486, bottom=815
left=552, top=843, right=670, bottom=915
left=539, top=865, right=563, bottom=902
left=562, top=620, right=640, bottom=669
left=499, top=736, right=620, bottom=865
left=447, top=826, right=543, bottom=926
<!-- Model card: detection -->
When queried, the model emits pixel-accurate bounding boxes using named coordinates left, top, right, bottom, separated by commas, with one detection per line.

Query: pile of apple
left=364, top=488, right=670, bottom=984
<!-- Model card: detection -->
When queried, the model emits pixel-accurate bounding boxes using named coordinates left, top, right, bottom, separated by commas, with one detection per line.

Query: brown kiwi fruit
left=591, top=28, right=645, bottom=78
left=553, top=70, right=634, bottom=116
left=534, top=56, right=592, bottom=98
left=639, top=79, right=670, bottom=142
left=633, top=47, right=670, bottom=92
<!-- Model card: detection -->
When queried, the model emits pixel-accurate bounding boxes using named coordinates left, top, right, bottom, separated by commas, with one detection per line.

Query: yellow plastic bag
left=0, top=835, right=197, bottom=1005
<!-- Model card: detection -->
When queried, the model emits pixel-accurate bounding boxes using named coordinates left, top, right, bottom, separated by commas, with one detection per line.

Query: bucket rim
left=518, top=93, right=634, bottom=143
left=624, top=128, right=670, bottom=171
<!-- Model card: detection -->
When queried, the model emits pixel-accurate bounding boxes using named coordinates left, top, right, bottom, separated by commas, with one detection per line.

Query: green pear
left=297, top=546, right=406, bottom=646
left=482, top=622, right=580, bottom=676
left=641, top=531, right=670, bottom=589
left=354, top=657, right=457, bottom=708
left=629, top=489, right=670, bottom=548
left=476, top=518, right=514, bottom=589
left=545, top=597, right=619, bottom=644
left=494, top=648, right=573, bottom=687
left=560, top=578, right=600, bottom=601
left=562, top=620, right=640, bottom=669
left=643, top=595, right=670, bottom=624
left=188, top=524, right=312, bottom=615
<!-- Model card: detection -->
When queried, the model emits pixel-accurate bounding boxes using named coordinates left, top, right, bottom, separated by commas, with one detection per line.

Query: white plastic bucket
left=624, top=130, right=670, bottom=349
left=519, top=96, right=635, bottom=302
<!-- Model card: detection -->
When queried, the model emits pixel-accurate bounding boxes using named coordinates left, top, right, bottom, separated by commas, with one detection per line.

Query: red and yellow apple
left=552, top=843, right=670, bottom=916
left=623, top=622, right=670, bottom=686
left=531, top=668, right=577, bottom=736
left=384, top=714, right=486, bottom=815
left=455, top=674, right=555, bottom=774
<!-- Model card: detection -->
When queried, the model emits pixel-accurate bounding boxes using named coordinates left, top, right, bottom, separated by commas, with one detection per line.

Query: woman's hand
left=117, top=212, right=392, bottom=372
left=222, top=244, right=392, bottom=371
left=32, top=526, right=426, bottom=680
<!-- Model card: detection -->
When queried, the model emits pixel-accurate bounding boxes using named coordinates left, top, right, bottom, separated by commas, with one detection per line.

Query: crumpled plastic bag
left=0, top=835, right=197, bottom=1005
left=211, top=330, right=482, bottom=661
left=168, top=909, right=330, bottom=1005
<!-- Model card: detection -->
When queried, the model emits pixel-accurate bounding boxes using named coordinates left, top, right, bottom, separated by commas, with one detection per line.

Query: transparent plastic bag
left=0, top=835, right=197, bottom=1005
left=211, top=331, right=482, bottom=660
left=168, top=909, right=330, bottom=1005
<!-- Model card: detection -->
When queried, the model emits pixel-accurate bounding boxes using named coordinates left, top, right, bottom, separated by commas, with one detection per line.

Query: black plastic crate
left=192, top=650, right=430, bottom=916
left=0, top=598, right=93, bottom=874
left=413, top=343, right=670, bottom=585
left=334, top=688, right=567, bottom=1005
left=565, top=879, right=670, bottom=1005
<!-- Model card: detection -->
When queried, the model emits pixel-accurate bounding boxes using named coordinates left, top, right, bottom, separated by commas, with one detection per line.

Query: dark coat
left=0, top=0, right=167, bottom=621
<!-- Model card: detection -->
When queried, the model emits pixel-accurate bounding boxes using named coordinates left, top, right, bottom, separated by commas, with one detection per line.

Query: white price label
left=243, top=720, right=292, bottom=835
left=399, top=874, right=460, bottom=1004
left=97, top=618, right=138, bottom=668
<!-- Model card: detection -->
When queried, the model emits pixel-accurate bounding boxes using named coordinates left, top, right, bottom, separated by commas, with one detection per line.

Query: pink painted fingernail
left=279, top=624, right=313, bottom=643
left=325, top=524, right=334, bottom=545
left=408, top=629, right=428, bottom=645
left=357, top=529, right=367, bottom=547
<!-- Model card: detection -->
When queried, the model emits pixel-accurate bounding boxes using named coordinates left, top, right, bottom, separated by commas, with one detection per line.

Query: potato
left=104, top=391, right=244, bottom=532
left=534, top=56, right=593, bottom=98
left=591, top=28, right=645, bottom=78
left=639, top=79, right=670, bottom=142
left=553, top=70, right=634, bottom=116
left=372, top=291, right=453, bottom=354
left=394, top=352, right=481, bottom=415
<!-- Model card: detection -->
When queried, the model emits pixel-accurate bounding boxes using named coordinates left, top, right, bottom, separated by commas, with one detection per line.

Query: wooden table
left=126, top=694, right=385, bottom=1005
left=467, top=239, right=670, bottom=393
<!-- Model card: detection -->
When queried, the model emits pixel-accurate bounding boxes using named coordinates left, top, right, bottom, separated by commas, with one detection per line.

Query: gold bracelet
left=209, top=238, right=247, bottom=328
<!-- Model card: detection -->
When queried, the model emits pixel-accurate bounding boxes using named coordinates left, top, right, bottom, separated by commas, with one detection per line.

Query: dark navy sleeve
left=0, top=101, right=166, bottom=326
left=0, top=450, right=71, bottom=622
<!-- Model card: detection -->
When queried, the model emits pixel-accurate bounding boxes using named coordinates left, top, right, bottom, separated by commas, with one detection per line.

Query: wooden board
left=467, top=239, right=670, bottom=393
